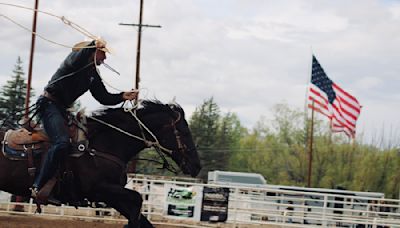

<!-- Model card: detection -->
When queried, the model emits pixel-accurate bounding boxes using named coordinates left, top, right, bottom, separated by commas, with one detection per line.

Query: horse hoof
left=47, top=195, right=62, bottom=206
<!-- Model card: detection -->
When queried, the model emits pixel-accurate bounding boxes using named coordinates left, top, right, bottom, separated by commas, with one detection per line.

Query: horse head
left=136, top=100, right=201, bottom=177
left=89, top=100, right=201, bottom=177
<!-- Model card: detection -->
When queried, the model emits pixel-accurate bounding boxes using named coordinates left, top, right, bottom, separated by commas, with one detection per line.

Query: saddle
left=2, top=111, right=88, bottom=161
left=2, top=128, right=48, bottom=160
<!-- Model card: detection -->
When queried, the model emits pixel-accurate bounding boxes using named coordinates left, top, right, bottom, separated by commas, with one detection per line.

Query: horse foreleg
left=90, top=183, right=154, bottom=228
left=138, top=213, right=154, bottom=228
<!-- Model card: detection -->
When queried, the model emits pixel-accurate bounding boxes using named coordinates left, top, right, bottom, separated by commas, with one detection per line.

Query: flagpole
left=303, top=48, right=314, bottom=115
left=305, top=51, right=314, bottom=188
left=307, top=100, right=315, bottom=188
left=329, top=119, right=333, bottom=144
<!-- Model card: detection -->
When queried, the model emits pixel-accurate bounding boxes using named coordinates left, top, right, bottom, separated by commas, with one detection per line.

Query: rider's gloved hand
left=122, top=90, right=139, bottom=101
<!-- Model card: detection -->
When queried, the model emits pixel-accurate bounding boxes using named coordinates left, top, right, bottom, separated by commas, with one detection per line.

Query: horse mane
left=90, top=99, right=184, bottom=123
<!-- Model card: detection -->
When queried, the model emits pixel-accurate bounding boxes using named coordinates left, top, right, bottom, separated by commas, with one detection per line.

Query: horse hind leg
left=92, top=183, right=154, bottom=228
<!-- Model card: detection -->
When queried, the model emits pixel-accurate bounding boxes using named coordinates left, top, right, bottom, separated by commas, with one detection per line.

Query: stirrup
left=30, top=187, right=39, bottom=198
left=30, top=187, right=43, bottom=214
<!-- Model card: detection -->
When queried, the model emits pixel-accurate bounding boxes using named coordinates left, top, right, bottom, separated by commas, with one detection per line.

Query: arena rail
left=0, top=174, right=399, bottom=228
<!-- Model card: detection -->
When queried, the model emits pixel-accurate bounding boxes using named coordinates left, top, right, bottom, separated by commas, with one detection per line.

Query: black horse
left=0, top=100, right=201, bottom=228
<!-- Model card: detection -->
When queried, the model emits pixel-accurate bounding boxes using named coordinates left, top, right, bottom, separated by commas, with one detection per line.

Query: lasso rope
left=88, top=108, right=173, bottom=155
left=1, top=14, right=74, bottom=49
left=0, top=3, right=97, bottom=40
left=1, top=2, right=131, bottom=92
left=1, top=3, right=152, bottom=104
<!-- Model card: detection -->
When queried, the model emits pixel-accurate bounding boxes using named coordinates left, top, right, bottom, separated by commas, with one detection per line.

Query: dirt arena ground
left=0, top=214, right=185, bottom=228
left=0, top=214, right=279, bottom=228
left=0, top=215, right=122, bottom=228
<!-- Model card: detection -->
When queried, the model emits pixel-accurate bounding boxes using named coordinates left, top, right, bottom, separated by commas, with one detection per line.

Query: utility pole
left=15, top=0, right=40, bottom=212
left=119, top=0, right=161, bottom=92
left=24, top=0, right=39, bottom=118
left=119, top=0, right=161, bottom=173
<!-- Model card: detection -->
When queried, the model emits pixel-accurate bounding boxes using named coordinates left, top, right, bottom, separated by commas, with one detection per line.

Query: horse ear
left=168, top=97, right=177, bottom=109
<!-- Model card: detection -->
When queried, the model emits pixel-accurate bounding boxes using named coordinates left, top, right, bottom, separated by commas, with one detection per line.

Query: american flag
left=308, top=55, right=362, bottom=138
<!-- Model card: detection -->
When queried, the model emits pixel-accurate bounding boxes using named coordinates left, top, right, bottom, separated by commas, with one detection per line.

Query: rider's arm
left=89, top=73, right=124, bottom=105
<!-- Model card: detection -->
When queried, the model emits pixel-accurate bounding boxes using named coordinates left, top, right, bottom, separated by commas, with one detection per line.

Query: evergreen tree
left=214, top=112, right=246, bottom=173
left=189, top=97, right=221, bottom=179
left=0, top=57, right=34, bottom=129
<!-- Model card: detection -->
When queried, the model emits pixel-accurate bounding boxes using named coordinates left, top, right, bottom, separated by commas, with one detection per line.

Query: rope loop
left=1, top=3, right=132, bottom=93
left=123, top=100, right=139, bottom=112
left=60, top=16, right=71, bottom=25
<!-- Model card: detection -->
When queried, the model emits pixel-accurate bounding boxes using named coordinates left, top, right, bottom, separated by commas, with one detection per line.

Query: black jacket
left=45, top=41, right=123, bottom=108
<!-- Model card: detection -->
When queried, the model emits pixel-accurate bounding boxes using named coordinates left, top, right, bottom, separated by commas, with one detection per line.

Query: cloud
left=356, top=77, right=383, bottom=90
left=1, top=0, right=399, bottom=144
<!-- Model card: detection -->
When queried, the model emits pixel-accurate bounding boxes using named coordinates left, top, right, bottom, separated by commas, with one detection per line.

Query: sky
left=1, top=0, right=400, bottom=147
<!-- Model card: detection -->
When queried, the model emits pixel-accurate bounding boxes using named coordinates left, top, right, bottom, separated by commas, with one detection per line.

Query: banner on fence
left=200, top=187, right=230, bottom=222
left=164, top=184, right=203, bottom=221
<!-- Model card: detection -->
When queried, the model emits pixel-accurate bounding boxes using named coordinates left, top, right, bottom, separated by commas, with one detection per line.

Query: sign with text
left=200, top=187, right=230, bottom=222
left=164, top=184, right=203, bottom=221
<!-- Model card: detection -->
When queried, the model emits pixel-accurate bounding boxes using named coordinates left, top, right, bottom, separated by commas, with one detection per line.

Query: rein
left=0, top=103, right=40, bottom=129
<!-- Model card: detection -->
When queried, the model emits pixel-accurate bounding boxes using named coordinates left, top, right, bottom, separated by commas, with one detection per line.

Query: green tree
left=189, top=97, right=221, bottom=179
left=190, top=97, right=220, bottom=146
left=189, top=97, right=245, bottom=179
left=245, top=103, right=308, bottom=185
left=0, top=57, right=34, bottom=128
left=216, top=112, right=246, bottom=169
left=219, top=113, right=245, bottom=147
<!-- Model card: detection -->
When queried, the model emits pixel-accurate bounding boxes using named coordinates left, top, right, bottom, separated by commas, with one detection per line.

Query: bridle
left=160, top=110, right=189, bottom=172
left=136, top=108, right=189, bottom=174
left=168, top=111, right=185, bottom=154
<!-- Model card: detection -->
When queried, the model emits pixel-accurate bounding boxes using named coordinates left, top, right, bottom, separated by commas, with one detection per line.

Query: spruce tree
left=0, top=57, right=34, bottom=129
left=189, top=97, right=221, bottom=178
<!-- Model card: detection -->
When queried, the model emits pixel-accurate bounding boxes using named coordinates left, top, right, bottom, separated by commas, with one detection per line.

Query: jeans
left=33, top=96, right=70, bottom=189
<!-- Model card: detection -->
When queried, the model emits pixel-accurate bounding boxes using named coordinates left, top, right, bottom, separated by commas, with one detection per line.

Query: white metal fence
left=128, top=175, right=400, bottom=227
left=0, top=174, right=400, bottom=227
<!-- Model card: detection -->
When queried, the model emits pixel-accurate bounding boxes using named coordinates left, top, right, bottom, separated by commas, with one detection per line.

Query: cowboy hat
left=72, top=39, right=111, bottom=53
